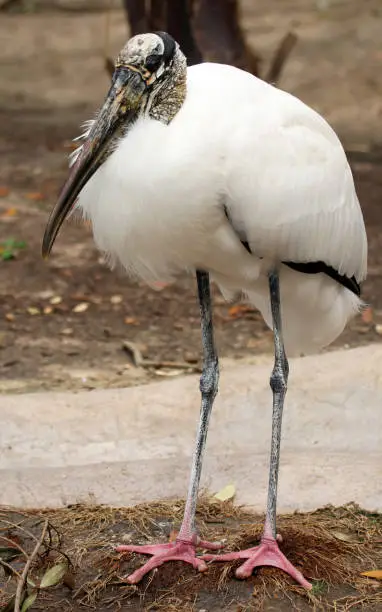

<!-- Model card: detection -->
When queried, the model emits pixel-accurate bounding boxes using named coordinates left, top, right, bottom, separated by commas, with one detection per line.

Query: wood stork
left=42, top=31, right=367, bottom=588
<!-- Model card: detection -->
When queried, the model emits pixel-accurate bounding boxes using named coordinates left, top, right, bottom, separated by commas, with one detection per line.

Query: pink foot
left=117, top=536, right=223, bottom=584
left=202, top=536, right=312, bottom=589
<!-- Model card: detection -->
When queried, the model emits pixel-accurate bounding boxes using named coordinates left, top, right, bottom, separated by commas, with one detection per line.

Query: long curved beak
left=42, top=67, right=146, bottom=258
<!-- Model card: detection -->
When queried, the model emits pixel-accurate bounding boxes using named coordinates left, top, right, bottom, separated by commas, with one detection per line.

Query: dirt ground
left=1, top=500, right=381, bottom=611
left=0, top=1, right=382, bottom=393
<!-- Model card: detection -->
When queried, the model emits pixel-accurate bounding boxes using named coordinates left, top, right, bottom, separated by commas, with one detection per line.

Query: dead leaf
left=72, top=302, right=89, bottom=313
left=361, top=570, right=382, bottom=580
left=124, top=316, right=139, bottom=325
left=50, top=296, right=62, bottom=305
left=214, top=484, right=236, bottom=502
left=0, top=186, right=10, bottom=197
left=110, top=295, right=123, bottom=304
left=60, top=328, right=73, bottom=335
left=1, top=207, right=17, bottom=217
left=375, top=324, right=382, bottom=336
left=43, top=306, right=53, bottom=315
left=27, top=307, right=40, bottom=316
left=40, top=562, right=68, bottom=588
left=331, top=531, right=360, bottom=543
left=25, top=191, right=45, bottom=201
left=21, top=591, right=37, bottom=612
left=5, top=313, right=15, bottom=322
left=228, top=304, right=255, bottom=318
left=361, top=306, right=373, bottom=324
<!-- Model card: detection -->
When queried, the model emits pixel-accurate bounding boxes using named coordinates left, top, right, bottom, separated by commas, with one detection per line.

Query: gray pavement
left=1, top=345, right=381, bottom=512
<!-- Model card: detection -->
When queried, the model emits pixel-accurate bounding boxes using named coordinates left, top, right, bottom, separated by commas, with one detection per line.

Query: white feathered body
left=77, top=63, right=367, bottom=355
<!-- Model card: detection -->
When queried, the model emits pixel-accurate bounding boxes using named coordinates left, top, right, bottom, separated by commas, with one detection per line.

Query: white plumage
left=76, top=62, right=367, bottom=355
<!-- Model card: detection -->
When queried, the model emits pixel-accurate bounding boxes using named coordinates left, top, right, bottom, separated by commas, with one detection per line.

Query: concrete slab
left=1, top=345, right=381, bottom=512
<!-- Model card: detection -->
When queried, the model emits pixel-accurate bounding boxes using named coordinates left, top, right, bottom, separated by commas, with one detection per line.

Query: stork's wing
left=224, top=110, right=367, bottom=283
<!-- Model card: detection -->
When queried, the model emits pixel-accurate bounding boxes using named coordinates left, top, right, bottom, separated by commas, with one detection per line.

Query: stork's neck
left=145, top=54, right=187, bottom=125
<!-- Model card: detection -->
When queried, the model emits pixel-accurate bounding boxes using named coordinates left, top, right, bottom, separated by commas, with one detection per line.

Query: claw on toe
left=202, top=536, right=312, bottom=590
left=116, top=537, right=223, bottom=584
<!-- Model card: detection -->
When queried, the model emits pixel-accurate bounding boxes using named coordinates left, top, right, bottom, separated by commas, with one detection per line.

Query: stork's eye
left=145, top=54, right=162, bottom=73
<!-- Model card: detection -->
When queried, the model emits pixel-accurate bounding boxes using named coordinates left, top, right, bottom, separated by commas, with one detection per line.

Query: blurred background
left=0, top=0, right=381, bottom=394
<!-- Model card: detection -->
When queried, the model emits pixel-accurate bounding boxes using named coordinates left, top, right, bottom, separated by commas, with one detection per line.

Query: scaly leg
left=117, top=271, right=223, bottom=583
left=202, top=271, right=312, bottom=589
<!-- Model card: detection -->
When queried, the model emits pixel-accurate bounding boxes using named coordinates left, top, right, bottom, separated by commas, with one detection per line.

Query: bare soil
left=1, top=1, right=382, bottom=394
left=1, top=500, right=381, bottom=611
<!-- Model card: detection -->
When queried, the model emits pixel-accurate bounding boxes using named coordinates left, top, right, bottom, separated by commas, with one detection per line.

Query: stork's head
left=42, top=32, right=186, bottom=258
left=117, top=31, right=178, bottom=87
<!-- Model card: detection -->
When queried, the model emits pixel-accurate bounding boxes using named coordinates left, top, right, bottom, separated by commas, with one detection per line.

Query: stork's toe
left=117, top=536, right=223, bottom=584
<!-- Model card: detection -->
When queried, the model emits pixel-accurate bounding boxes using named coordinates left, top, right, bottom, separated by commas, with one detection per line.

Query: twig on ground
left=14, top=519, right=48, bottom=612
left=122, top=340, right=144, bottom=367
left=122, top=340, right=201, bottom=372
left=142, top=359, right=201, bottom=372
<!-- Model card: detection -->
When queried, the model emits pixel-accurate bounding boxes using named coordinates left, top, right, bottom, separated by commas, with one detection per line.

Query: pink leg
left=118, top=273, right=222, bottom=584
left=117, top=535, right=223, bottom=584
left=202, top=533, right=311, bottom=589
left=202, top=274, right=310, bottom=590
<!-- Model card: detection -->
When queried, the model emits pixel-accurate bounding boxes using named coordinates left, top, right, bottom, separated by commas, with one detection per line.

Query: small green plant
left=311, top=579, right=328, bottom=595
left=0, top=238, right=26, bottom=261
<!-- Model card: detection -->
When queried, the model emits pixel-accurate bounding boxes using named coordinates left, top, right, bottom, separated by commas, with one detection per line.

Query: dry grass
left=1, top=498, right=381, bottom=611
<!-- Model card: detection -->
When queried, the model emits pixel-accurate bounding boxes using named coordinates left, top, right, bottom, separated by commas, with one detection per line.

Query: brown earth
left=1, top=500, right=381, bottom=611
left=0, top=0, right=382, bottom=395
